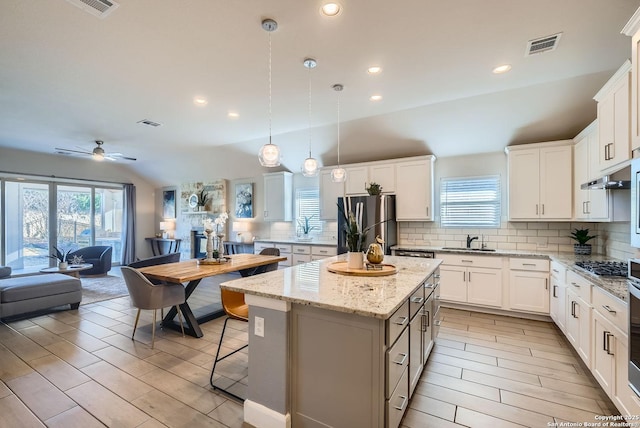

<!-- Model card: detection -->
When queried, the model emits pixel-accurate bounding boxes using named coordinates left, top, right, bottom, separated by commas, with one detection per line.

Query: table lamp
left=160, top=220, right=176, bottom=239
left=232, top=222, right=250, bottom=243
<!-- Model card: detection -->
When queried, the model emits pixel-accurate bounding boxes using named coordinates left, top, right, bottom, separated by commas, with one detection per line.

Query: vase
left=347, top=251, right=364, bottom=270
left=574, top=244, right=592, bottom=255
left=217, top=234, right=225, bottom=260
left=204, top=230, right=214, bottom=259
left=58, top=262, right=68, bottom=270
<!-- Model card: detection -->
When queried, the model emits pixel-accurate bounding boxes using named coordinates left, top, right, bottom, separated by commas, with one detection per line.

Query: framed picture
left=163, top=190, right=176, bottom=219
left=235, top=183, right=253, bottom=218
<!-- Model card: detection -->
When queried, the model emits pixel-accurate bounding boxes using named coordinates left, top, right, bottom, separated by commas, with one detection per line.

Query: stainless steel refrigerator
left=337, top=195, right=397, bottom=255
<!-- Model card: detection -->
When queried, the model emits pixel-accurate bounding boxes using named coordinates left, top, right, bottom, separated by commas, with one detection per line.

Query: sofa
left=0, top=266, right=82, bottom=319
left=67, top=246, right=112, bottom=276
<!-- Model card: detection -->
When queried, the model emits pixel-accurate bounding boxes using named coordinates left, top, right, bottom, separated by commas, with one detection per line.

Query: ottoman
left=0, top=273, right=82, bottom=319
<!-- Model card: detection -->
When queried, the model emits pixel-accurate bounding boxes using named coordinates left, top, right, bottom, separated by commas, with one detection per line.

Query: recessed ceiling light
left=193, top=96, right=208, bottom=106
left=228, top=111, right=239, bottom=118
left=367, top=66, right=382, bottom=75
left=370, top=95, right=382, bottom=101
left=492, top=64, right=512, bottom=74
left=320, top=3, right=341, bottom=16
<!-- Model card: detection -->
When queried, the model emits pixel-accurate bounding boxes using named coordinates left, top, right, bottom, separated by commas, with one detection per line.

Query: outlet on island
left=254, top=316, right=265, bottom=337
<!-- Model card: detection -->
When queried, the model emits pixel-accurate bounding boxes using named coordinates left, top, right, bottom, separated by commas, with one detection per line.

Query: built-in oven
left=628, top=259, right=640, bottom=396
left=631, top=157, right=640, bottom=248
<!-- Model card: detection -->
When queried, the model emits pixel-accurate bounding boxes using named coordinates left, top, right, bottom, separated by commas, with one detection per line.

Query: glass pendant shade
left=258, top=142, right=281, bottom=167
left=331, top=167, right=346, bottom=182
left=302, top=155, right=319, bottom=177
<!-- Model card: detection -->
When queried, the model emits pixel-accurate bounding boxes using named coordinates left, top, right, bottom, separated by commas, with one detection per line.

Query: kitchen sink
left=441, top=247, right=496, bottom=252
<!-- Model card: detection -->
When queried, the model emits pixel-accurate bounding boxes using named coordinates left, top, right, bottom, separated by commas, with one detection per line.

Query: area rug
left=81, top=273, right=129, bottom=305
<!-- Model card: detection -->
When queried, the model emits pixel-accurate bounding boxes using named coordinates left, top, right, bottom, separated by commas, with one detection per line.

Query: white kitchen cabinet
left=319, top=168, right=344, bottom=220
left=344, top=165, right=368, bottom=195
left=507, top=142, right=573, bottom=221
left=565, top=271, right=593, bottom=368
left=369, top=162, right=396, bottom=194
left=594, top=61, right=631, bottom=173
left=509, top=258, right=549, bottom=314
left=624, top=12, right=640, bottom=151
left=263, top=172, right=292, bottom=222
left=592, top=309, right=620, bottom=397
left=395, top=156, right=435, bottom=221
left=437, top=254, right=502, bottom=308
left=549, top=261, right=567, bottom=333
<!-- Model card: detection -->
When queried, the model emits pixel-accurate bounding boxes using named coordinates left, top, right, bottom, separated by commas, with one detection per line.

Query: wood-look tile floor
left=400, top=307, right=619, bottom=428
left=0, top=291, right=620, bottom=427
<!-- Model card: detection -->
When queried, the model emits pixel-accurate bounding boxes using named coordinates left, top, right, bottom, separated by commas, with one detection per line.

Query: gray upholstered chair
left=239, top=247, right=281, bottom=277
left=120, top=266, right=185, bottom=348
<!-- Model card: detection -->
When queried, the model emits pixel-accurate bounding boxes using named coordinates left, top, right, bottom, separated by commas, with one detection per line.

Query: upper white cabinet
left=594, top=61, right=631, bottom=173
left=344, top=161, right=396, bottom=196
left=319, top=168, right=344, bottom=220
left=263, top=172, right=292, bottom=222
left=395, top=156, right=435, bottom=221
left=624, top=11, right=640, bottom=152
left=506, top=141, right=573, bottom=221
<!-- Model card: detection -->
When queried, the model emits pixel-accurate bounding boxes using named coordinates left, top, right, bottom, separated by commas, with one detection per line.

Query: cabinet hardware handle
left=523, top=263, right=536, bottom=266
left=605, top=144, right=609, bottom=160
left=394, top=395, right=408, bottom=411
left=602, top=305, right=617, bottom=314
left=536, top=204, right=539, bottom=215
left=424, top=282, right=434, bottom=289
left=571, top=282, right=580, bottom=288
left=609, top=143, right=614, bottom=160
left=552, top=269, right=559, bottom=273
left=606, top=332, right=614, bottom=356
left=582, top=201, right=586, bottom=214
left=571, top=301, right=576, bottom=318
left=319, top=250, right=327, bottom=253
left=421, top=314, right=427, bottom=332
left=434, top=320, right=442, bottom=326
left=586, top=201, right=591, bottom=214
left=603, top=330, right=609, bottom=352
left=393, top=316, right=408, bottom=326
left=541, top=204, right=545, bottom=215
left=425, top=311, right=430, bottom=327
left=468, top=272, right=471, bottom=282
left=434, top=274, right=441, bottom=279
left=392, top=353, right=408, bottom=366
left=411, top=297, right=424, bottom=304
left=461, top=260, right=473, bottom=263
left=463, top=272, right=466, bottom=282
left=426, top=206, right=429, bottom=217
left=545, top=278, right=548, bottom=290
left=553, top=285, right=558, bottom=298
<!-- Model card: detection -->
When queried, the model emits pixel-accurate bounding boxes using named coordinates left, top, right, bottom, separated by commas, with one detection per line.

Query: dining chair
left=120, top=266, right=185, bottom=349
left=210, top=248, right=280, bottom=399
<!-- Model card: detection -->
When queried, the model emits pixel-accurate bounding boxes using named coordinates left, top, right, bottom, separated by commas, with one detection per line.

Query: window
left=295, top=188, right=322, bottom=233
left=440, top=176, right=501, bottom=228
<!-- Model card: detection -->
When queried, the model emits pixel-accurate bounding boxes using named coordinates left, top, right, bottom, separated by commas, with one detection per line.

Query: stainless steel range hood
left=581, top=165, right=631, bottom=190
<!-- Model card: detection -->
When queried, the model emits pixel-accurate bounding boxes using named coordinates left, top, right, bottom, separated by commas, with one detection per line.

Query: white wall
left=0, top=147, right=158, bottom=260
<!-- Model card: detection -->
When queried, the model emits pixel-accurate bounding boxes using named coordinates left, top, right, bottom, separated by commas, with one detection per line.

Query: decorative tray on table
left=197, top=257, right=231, bottom=265
left=326, top=261, right=398, bottom=277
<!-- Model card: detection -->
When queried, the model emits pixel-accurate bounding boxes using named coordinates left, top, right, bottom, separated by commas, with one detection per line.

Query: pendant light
left=258, top=19, right=281, bottom=167
left=301, top=58, right=319, bottom=177
left=331, top=84, right=346, bottom=182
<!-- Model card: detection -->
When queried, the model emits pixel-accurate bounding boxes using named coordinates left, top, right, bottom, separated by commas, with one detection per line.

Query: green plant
left=196, top=189, right=209, bottom=207
left=366, top=182, right=382, bottom=196
left=297, top=215, right=319, bottom=235
left=48, top=246, right=71, bottom=262
left=569, top=228, right=597, bottom=245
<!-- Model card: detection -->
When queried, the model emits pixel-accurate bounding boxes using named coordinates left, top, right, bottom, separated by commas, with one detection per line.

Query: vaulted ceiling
left=1, top=0, right=639, bottom=185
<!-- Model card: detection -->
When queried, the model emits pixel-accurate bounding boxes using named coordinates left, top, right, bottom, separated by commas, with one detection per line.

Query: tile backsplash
left=399, top=221, right=640, bottom=260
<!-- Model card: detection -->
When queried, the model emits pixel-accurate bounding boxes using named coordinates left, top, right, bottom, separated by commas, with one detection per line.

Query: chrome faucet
left=466, top=234, right=478, bottom=248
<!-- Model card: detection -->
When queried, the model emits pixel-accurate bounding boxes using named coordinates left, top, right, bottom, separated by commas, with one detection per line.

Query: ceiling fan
left=54, top=140, right=137, bottom=162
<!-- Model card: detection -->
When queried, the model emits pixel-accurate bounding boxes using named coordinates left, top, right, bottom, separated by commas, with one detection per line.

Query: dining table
left=138, top=253, right=287, bottom=338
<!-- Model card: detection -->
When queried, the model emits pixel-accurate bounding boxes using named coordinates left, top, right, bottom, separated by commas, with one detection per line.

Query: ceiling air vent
left=525, top=32, right=562, bottom=56
left=65, top=0, right=119, bottom=19
left=137, top=119, right=162, bottom=127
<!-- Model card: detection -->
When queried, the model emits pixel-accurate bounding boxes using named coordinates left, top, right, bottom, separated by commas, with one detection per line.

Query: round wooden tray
left=326, top=261, right=398, bottom=277
left=197, top=257, right=230, bottom=265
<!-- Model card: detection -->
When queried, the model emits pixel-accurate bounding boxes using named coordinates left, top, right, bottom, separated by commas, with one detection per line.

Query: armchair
left=67, top=246, right=112, bottom=276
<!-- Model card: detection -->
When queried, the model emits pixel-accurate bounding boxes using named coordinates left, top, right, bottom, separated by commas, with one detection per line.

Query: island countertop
left=220, top=255, right=442, bottom=319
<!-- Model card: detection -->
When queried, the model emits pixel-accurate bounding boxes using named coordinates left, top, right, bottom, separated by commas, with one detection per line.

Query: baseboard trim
left=244, top=400, right=290, bottom=428
left=440, top=302, right=552, bottom=322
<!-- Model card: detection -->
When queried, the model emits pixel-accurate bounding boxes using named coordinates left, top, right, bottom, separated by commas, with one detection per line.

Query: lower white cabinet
left=565, top=284, right=592, bottom=368
left=549, top=261, right=567, bottom=333
left=508, top=258, right=550, bottom=314
left=438, top=254, right=502, bottom=308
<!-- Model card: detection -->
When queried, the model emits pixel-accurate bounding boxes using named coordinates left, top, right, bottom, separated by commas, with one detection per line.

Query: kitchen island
left=220, top=255, right=442, bottom=428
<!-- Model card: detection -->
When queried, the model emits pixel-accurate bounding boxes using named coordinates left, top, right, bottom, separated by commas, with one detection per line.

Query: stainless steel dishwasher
left=393, top=249, right=435, bottom=258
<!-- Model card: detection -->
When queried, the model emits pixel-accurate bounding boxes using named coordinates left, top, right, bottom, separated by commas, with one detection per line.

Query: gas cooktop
left=575, top=260, right=628, bottom=277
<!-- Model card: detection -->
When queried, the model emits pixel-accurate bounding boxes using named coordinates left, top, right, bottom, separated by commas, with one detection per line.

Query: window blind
left=295, top=188, right=322, bottom=232
left=440, top=176, right=501, bottom=228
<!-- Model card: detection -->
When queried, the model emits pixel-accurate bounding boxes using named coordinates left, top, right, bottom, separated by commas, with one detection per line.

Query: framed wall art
left=235, top=183, right=253, bottom=218
left=163, top=189, right=176, bottom=219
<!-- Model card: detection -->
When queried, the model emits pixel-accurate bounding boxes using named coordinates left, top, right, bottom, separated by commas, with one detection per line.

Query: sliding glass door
left=4, top=181, right=50, bottom=270
left=94, top=187, right=123, bottom=262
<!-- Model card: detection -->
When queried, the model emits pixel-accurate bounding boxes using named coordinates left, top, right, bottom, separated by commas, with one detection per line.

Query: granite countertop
left=220, top=255, right=442, bottom=319
left=254, top=238, right=336, bottom=246
left=391, top=244, right=630, bottom=304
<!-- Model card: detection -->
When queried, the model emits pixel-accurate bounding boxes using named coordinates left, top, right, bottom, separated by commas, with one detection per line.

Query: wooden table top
left=137, top=253, right=287, bottom=283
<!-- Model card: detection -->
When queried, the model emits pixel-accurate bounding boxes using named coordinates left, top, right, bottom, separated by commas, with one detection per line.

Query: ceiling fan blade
left=120, top=155, right=137, bottom=161
left=55, top=147, right=92, bottom=155
left=104, top=156, right=118, bottom=161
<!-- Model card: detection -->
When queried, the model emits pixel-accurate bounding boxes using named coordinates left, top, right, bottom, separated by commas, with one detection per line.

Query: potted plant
left=196, top=189, right=209, bottom=211
left=570, top=228, right=597, bottom=255
left=338, top=203, right=386, bottom=269
left=366, top=182, right=382, bottom=196
left=297, top=215, right=318, bottom=240
left=49, top=246, right=71, bottom=269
